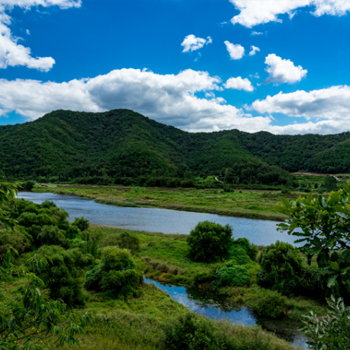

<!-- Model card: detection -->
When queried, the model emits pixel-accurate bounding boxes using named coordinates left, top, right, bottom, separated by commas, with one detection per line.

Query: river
left=18, top=191, right=297, bottom=246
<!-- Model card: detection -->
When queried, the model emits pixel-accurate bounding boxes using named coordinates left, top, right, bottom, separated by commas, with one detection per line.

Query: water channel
left=17, top=191, right=308, bottom=348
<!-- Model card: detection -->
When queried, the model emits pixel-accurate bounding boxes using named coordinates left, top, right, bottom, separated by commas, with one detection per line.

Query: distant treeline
left=0, top=109, right=349, bottom=187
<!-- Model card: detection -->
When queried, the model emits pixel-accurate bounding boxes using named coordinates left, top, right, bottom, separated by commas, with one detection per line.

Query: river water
left=17, top=191, right=307, bottom=348
left=18, top=192, right=297, bottom=246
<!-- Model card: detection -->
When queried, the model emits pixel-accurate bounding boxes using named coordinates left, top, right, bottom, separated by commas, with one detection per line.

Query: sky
left=0, top=0, right=350, bottom=135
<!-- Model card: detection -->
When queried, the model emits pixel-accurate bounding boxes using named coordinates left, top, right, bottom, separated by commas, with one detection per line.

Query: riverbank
left=33, top=184, right=292, bottom=221
left=88, top=223, right=327, bottom=323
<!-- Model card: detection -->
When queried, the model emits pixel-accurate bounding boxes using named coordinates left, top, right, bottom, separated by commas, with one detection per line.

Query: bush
left=230, top=245, right=250, bottom=265
left=163, top=313, right=224, bottom=350
left=233, top=237, right=258, bottom=261
left=21, top=180, right=36, bottom=191
left=257, top=241, right=307, bottom=296
left=37, top=225, right=69, bottom=248
left=251, top=289, right=287, bottom=319
left=101, top=247, right=135, bottom=271
left=72, top=217, right=89, bottom=231
left=187, top=221, right=234, bottom=263
left=212, top=265, right=250, bottom=287
left=116, top=232, right=140, bottom=255
left=37, top=245, right=87, bottom=306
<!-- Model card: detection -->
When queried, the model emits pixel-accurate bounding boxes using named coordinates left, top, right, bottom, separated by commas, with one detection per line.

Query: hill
left=0, top=109, right=349, bottom=186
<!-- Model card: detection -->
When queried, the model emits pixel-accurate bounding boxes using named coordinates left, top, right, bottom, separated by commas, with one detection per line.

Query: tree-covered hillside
left=0, top=109, right=349, bottom=185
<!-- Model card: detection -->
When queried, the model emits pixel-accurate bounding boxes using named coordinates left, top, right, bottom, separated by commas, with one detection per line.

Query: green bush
left=257, top=241, right=307, bottom=296
left=233, top=237, right=258, bottom=261
left=0, top=226, right=31, bottom=256
left=163, top=313, right=225, bottom=350
left=116, top=232, right=140, bottom=255
left=21, top=180, right=36, bottom=191
left=37, top=225, right=69, bottom=248
left=251, top=289, right=287, bottom=319
left=72, top=217, right=89, bottom=231
left=187, top=221, right=234, bottom=263
left=37, top=245, right=87, bottom=307
left=230, top=245, right=250, bottom=265
left=212, top=265, right=250, bottom=287
left=101, top=247, right=135, bottom=271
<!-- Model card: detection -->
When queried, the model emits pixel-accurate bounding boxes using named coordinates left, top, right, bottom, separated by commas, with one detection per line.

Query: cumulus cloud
left=0, top=0, right=81, bottom=71
left=264, top=54, right=307, bottom=85
left=230, top=0, right=350, bottom=28
left=224, top=40, right=245, bottom=60
left=249, top=45, right=260, bottom=56
left=0, top=68, right=273, bottom=132
left=181, top=34, right=212, bottom=52
left=224, top=76, right=254, bottom=91
left=251, top=85, right=350, bottom=134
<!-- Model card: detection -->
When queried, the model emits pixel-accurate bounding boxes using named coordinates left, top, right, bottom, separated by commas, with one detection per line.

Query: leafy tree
left=300, top=295, right=350, bottom=350
left=21, top=180, right=36, bottom=191
left=116, top=231, right=140, bottom=254
left=0, top=251, right=91, bottom=349
left=0, top=177, right=18, bottom=228
left=324, top=175, right=338, bottom=192
left=276, top=182, right=350, bottom=297
left=72, top=217, right=89, bottom=231
left=187, top=221, right=234, bottom=263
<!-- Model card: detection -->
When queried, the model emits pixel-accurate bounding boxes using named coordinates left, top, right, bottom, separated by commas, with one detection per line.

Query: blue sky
left=1, top=0, right=350, bottom=134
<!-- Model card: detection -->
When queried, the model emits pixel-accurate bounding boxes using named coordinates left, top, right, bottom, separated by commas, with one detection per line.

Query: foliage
left=257, top=241, right=310, bottom=296
left=21, top=180, right=36, bottom=191
left=0, top=226, right=31, bottom=256
left=230, top=245, right=250, bottom=265
left=37, top=245, right=91, bottom=306
left=212, top=264, right=250, bottom=287
left=72, top=216, right=89, bottom=231
left=276, top=183, right=350, bottom=298
left=251, top=289, right=287, bottom=319
left=187, top=221, right=234, bottom=263
left=163, top=312, right=229, bottom=350
left=300, top=295, right=350, bottom=350
left=324, top=175, right=338, bottom=192
left=85, top=247, right=142, bottom=298
left=116, top=231, right=141, bottom=254
left=0, top=177, right=18, bottom=228
left=0, top=251, right=91, bottom=349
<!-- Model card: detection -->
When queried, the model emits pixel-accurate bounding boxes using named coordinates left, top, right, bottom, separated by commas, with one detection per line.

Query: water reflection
left=145, top=278, right=308, bottom=349
left=18, top=192, right=298, bottom=246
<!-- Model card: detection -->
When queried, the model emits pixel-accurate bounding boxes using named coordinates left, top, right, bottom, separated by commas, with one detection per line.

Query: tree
left=0, top=176, right=19, bottom=228
left=187, top=221, right=234, bottom=263
left=0, top=251, right=91, bottom=349
left=276, top=182, right=350, bottom=295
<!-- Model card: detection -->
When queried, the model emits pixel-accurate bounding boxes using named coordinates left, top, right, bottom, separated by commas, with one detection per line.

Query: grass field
left=35, top=184, right=297, bottom=221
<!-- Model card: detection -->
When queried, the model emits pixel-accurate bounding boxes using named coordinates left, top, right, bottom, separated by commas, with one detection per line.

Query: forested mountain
left=0, top=109, right=349, bottom=185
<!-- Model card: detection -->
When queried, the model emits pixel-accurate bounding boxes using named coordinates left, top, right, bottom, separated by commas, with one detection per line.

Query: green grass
left=35, top=184, right=294, bottom=220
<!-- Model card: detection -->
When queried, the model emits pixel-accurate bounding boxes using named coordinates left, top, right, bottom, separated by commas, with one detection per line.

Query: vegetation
left=187, top=221, right=234, bottom=263
left=2, top=108, right=350, bottom=188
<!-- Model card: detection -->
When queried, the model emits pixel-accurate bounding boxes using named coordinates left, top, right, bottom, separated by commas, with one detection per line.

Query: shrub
left=21, top=180, right=36, bottom=191
left=37, top=225, right=69, bottom=248
left=116, top=232, right=140, bottom=255
left=212, top=265, right=250, bottom=287
left=257, top=241, right=306, bottom=296
left=72, top=217, right=89, bottom=231
left=233, top=237, right=258, bottom=261
left=230, top=245, right=250, bottom=265
left=0, top=226, right=31, bottom=256
left=187, top=221, right=234, bottom=263
left=37, top=245, right=87, bottom=306
left=163, top=313, right=223, bottom=350
left=251, top=289, right=287, bottom=319
left=101, top=247, right=135, bottom=271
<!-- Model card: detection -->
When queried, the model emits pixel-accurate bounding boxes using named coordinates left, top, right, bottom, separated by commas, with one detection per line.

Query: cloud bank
left=0, top=68, right=272, bottom=132
left=230, top=0, right=350, bottom=28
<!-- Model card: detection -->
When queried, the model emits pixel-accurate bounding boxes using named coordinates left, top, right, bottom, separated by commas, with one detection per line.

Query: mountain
left=0, top=109, right=349, bottom=184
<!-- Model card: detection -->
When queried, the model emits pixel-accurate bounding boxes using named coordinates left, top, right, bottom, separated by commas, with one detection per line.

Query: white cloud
left=252, top=85, right=350, bottom=134
left=224, top=76, right=254, bottom=91
left=229, top=0, right=350, bottom=28
left=181, top=34, right=212, bottom=52
left=264, top=54, right=307, bottom=85
left=224, top=40, right=245, bottom=60
left=249, top=45, right=260, bottom=56
left=0, top=0, right=81, bottom=71
left=251, top=31, right=263, bottom=36
left=0, top=68, right=273, bottom=132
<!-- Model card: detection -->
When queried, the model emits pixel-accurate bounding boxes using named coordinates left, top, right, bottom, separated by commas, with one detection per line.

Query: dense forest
left=0, top=109, right=349, bottom=186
